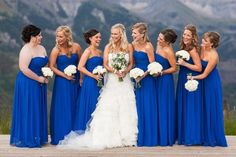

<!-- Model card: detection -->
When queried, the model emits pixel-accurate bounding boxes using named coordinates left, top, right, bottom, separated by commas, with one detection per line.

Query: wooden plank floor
left=0, top=135, right=235, bottom=157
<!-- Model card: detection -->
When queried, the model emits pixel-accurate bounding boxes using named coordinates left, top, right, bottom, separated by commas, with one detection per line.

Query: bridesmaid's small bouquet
left=147, top=62, right=163, bottom=76
left=185, top=73, right=199, bottom=92
left=176, top=50, right=190, bottom=61
left=110, top=52, right=128, bottom=82
left=130, top=68, right=144, bottom=88
left=41, top=67, right=53, bottom=78
left=92, top=65, right=107, bottom=87
left=176, top=50, right=190, bottom=70
left=64, top=65, right=77, bottom=76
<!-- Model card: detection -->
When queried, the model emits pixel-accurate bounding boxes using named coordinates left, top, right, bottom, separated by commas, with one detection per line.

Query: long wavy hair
left=179, top=24, right=200, bottom=53
left=108, top=23, right=129, bottom=52
left=55, top=25, right=73, bottom=57
left=132, top=22, right=150, bottom=43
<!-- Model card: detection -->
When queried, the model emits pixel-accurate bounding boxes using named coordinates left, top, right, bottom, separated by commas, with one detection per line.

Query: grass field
left=1, top=110, right=236, bottom=135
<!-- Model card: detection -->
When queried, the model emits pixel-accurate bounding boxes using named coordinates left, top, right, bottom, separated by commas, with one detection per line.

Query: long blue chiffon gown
left=201, top=60, right=227, bottom=147
left=176, top=57, right=203, bottom=145
left=10, top=56, right=48, bottom=147
left=50, top=53, right=80, bottom=145
left=73, top=56, right=103, bottom=131
left=133, top=50, right=158, bottom=146
left=155, top=53, right=176, bottom=146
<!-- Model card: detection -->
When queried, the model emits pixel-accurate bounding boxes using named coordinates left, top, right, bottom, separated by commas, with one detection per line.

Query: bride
left=58, top=23, right=138, bottom=149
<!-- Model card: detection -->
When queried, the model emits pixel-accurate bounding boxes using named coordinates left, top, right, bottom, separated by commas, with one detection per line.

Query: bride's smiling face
left=111, top=28, right=121, bottom=44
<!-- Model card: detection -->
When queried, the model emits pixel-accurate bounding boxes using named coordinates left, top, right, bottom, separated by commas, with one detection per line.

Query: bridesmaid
left=50, top=25, right=82, bottom=145
left=10, top=24, right=48, bottom=147
left=176, top=24, right=203, bottom=145
left=132, top=22, right=158, bottom=146
left=189, top=32, right=227, bottom=147
left=155, top=29, right=177, bottom=146
left=73, top=29, right=103, bottom=131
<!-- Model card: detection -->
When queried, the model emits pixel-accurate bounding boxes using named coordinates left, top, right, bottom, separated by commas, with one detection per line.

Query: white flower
left=41, top=67, right=53, bottom=78
left=130, top=68, right=144, bottom=79
left=147, top=62, right=163, bottom=75
left=64, top=65, right=77, bottom=76
left=92, top=65, right=107, bottom=75
left=176, top=50, right=190, bottom=61
left=185, top=79, right=199, bottom=92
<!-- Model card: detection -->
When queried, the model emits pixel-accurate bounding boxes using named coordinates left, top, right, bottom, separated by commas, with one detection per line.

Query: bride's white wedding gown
left=58, top=52, right=138, bottom=149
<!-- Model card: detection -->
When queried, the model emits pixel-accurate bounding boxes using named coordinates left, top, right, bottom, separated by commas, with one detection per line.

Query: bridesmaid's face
left=132, top=28, right=143, bottom=42
left=111, top=28, right=121, bottom=44
left=157, top=33, right=166, bottom=47
left=201, top=37, right=212, bottom=48
left=182, top=29, right=192, bottom=45
left=90, top=33, right=101, bottom=48
left=56, top=31, right=67, bottom=46
left=32, top=32, right=42, bottom=45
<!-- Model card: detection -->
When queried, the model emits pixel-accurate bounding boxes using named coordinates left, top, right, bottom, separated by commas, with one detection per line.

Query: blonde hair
left=108, top=23, right=129, bottom=52
left=55, top=25, right=73, bottom=56
left=132, top=22, right=150, bottom=43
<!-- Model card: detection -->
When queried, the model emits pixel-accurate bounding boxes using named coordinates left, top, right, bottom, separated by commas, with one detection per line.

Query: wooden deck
left=0, top=135, right=235, bottom=157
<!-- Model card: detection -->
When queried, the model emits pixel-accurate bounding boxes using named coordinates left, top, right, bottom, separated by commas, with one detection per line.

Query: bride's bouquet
left=41, top=67, right=53, bottom=78
left=130, top=68, right=144, bottom=88
left=110, top=52, right=128, bottom=82
left=64, top=65, right=77, bottom=76
left=185, top=73, right=199, bottom=92
left=92, top=65, right=107, bottom=87
left=147, top=62, right=163, bottom=76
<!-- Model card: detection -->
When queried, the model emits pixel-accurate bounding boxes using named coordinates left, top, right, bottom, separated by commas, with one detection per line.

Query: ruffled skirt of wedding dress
left=58, top=73, right=138, bottom=149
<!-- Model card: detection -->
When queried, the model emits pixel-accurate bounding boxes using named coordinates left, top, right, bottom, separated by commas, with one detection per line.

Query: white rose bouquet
left=92, top=65, right=107, bottom=87
left=147, top=62, right=163, bottom=76
left=64, top=65, right=77, bottom=76
left=110, top=52, right=128, bottom=82
left=176, top=50, right=190, bottom=61
left=41, top=67, right=53, bottom=78
left=130, top=68, right=144, bottom=88
left=185, top=73, right=199, bottom=92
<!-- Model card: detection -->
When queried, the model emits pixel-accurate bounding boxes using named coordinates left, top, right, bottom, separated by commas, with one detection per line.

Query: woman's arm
left=162, top=47, right=177, bottom=75
left=19, top=47, right=45, bottom=83
left=103, top=45, right=114, bottom=73
left=192, top=53, right=218, bottom=80
left=78, top=49, right=101, bottom=81
left=49, top=47, right=74, bottom=80
left=177, top=48, right=202, bottom=72
left=124, top=44, right=134, bottom=73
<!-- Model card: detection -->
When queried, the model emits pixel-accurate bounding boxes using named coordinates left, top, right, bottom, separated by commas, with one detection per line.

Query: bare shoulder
left=189, top=47, right=198, bottom=55
left=73, top=42, right=81, bottom=48
left=50, top=46, right=60, bottom=56
left=38, top=45, right=47, bottom=55
left=210, top=50, right=219, bottom=62
left=145, top=42, right=154, bottom=54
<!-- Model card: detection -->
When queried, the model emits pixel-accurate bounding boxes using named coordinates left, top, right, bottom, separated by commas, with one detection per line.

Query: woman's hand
left=38, top=76, right=48, bottom=84
left=93, top=74, right=102, bottom=81
left=177, top=58, right=186, bottom=66
left=65, top=74, right=75, bottom=81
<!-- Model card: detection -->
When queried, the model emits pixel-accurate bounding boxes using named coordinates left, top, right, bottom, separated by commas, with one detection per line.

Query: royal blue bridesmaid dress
left=73, top=56, right=103, bottom=131
left=176, top=57, right=203, bottom=145
left=201, top=60, right=227, bottom=147
left=10, top=56, right=48, bottom=147
left=50, top=53, right=80, bottom=145
left=133, top=50, right=158, bottom=146
left=155, top=53, right=176, bottom=146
